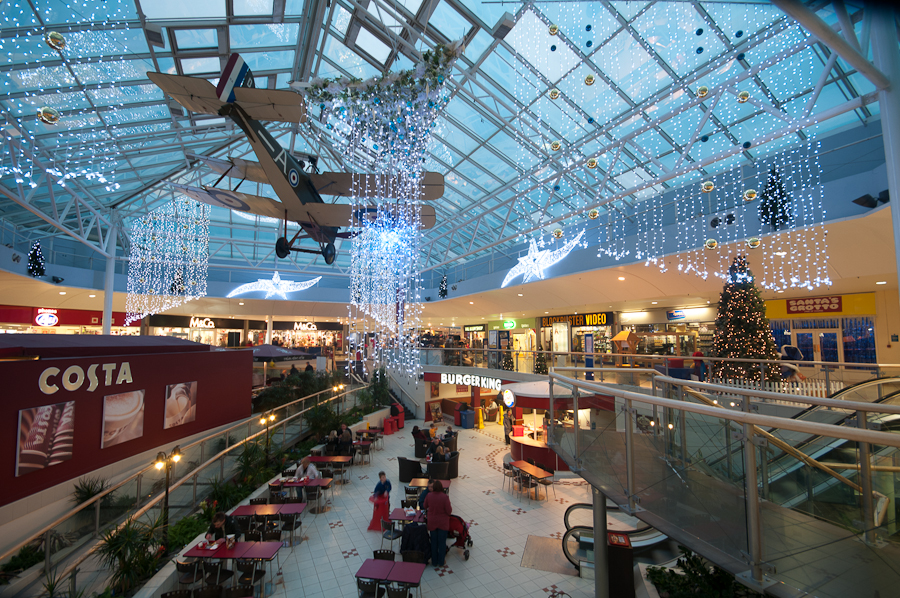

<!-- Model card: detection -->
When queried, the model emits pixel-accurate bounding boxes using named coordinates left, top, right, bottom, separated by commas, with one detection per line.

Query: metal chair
left=373, top=549, right=395, bottom=561
left=163, top=589, right=193, bottom=598
left=192, top=585, right=223, bottom=598
left=356, top=579, right=385, bottom=598
left=502, top=462, right=516, bottom=493
left=516, top=469, right=537, bottom=501
left=281, top=468, right=296, bottom=478
left=174, top=561, right=202, bottom=590
left=233, top=516, right=252, bottom=535
left=244, top=530, right=262, bottom=542
left=359, top=444, right=372, bottom=465
left=400, top=550, right=426, bottom=563
left=201, top=561, right=234, bottom=587
left=380, top=519, right=403, bottom=551
left=224, top=585, right=255, bottom=598
left=262, top=530, right=282, bottom=543
left=535, top=462, right=557, bottom=500
left=249, top=497, right=267, bottom=505
left=305, top=486, right=321, bottom=513
left=386, top=587, right=412, bottom=598
left=235, top=560, right=265, bottom=588
left=400, top=499, right=417, bottom=509
left=280, top=513, right=301, bottom=547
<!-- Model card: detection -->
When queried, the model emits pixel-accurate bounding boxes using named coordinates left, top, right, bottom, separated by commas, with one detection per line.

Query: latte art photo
left=164, top=381, right=197, bottom=430
left=101, top=390, right=145, bottom=448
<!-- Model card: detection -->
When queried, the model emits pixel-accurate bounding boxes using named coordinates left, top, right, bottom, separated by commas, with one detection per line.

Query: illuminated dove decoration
left=227, top=272, right=322, bottom=299
left=501, top=230, right=584, bottom=288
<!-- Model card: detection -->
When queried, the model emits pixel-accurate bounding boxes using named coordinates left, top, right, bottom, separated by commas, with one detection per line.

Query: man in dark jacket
left=425, top=436, right=444, bottom=458
left=206, top=512, right=241, bottom=541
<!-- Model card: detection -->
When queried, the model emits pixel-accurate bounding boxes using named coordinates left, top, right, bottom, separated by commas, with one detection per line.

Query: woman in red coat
left=422, top=480, right=452, bottom=566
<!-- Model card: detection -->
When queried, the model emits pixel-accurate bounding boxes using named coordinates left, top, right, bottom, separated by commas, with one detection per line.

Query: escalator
left=561, top=501, right=670, bottom=572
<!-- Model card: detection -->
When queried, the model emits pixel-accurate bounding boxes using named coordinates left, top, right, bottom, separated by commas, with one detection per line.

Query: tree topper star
left=501, top=230, right=584, bottom=288
left=227, top=272, right=322, bottom=299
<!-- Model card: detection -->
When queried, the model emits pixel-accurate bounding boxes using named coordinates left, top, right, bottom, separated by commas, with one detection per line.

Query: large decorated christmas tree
left=710, top=256, right=780, bottom=382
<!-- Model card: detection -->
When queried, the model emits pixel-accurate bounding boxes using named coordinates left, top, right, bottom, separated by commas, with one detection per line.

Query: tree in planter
left=534, top=345, right=548, bottom=375
left=646, top=546, right=764, bottom=598
left=501, top=351, right=514, bottom=371
left=27, top=241, right=45, bottom=278
left=758, top=167, right=791, bottom=230
left=95, top=513, right=165, bottom=594
left=709, top=256, right=780, bottom=383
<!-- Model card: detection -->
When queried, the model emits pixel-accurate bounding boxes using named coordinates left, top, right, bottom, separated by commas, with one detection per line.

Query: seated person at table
left=431, top=445, right=448, bottom=462
left=443, top=426, right=456, bottom=439
left=425, top=437, right=444, bottom=458
left=206, top=512, right=241, bottom=542
left=429, top=423, right=438, bottom=438
left=417, top=484, right=430, bottom=509
left=411, top=426, right=428, bottom=441
left=298, top=456, right=321, bottom=480
left=326, top=430, right=339, bottom=447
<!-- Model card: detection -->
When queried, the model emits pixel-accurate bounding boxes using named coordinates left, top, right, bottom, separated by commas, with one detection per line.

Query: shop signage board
left=294, top=321, right=317, bottom=331
left=500, top=389, right=516, bottom=408
left=35, top=308, right=59, bottom=327
left=540, top=312, right=613, bottom=328
left=272, top=320, right=344, bottom=331
left=439, top=372, right=503, bottom=391
left=503, top=320, right=516, bottom=329
left=786, top=296, right=842, bottom=314
left=666, top=310, right=685, bottom=321
left=464, top=324, right=486, bottom=332
left=190, top=317, right=216, bottom=328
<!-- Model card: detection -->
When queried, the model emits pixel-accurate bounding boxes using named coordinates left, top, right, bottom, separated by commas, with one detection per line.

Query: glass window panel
left=140, top=0, right=225, bottom=20
left=319, top=36, right=380, bottom=79
left=631, top=129, right=671, bottom=157
left=489, top=131, right=539, bottom=170
left=609, top=2, right=648, bottom=21
left=539, top=2, right=620, bottom=49
left=181, top=57, right=221, bottom=75
left=479, top=48, right=541, bottom=105
left=436, top=118, right=480, bottom=155
left=558, top=63, right=628, bottom=126
left=276, top=73, right=292, bottom=89
left=332, top=5, right=352, bottom=35
left=593, top=29, right=670, bottom=102
left=444, top=98, right=497, bottom=140
left=4, top=91, right=90, bottom=117
left=393, top=52, right=415, bottom=71
left=43, top=0, right=137, bottom=22
left=471, top=147, right=518, bottom=182
left=464, top=30, right=492, bottom=63
left=701, top=2, right=784, bottom=44
left=106, top=105, right=171, bottom=127
left=508, top=11, right=579, bottom=83
left=241, top=50, right=295, bottom=71
left=234, top=0, right=274, bottom=16
left=370, top=3, right=403, bottom=33
left=231, top=23, right=299, bottom=48
left=397, top=0, right=424, bottom=16
left=175, top=29, right=218, bottom=49
left=71, top=59, right=155, bottom=85
left=3, top=65, right=76, bottom=93
left=455, top=0, right=508, bottom=28
left=0, top=33, right=58, bottom=63
left=457, top=159, right=501, bottom=191
left=632, top=3, right=725, bottom=77
left=355, top=28, right=391, bottom=63
left=429, top=1, right=472, bottom=40
left=757, top=47, right=820, bottom=103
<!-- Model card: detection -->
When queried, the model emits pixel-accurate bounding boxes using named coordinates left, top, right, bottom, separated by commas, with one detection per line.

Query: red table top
left=240, top=542, right=282, bottom=560
left=409, top=478, right=451, bottom=489
left=308, top=456, right=352, bottom=463
left=387, top=562, right=426, bottom=584
left=353, top=440, right=372, bottom=446
left=389, top=508, right=424, bottom=523
left=214, top=541, right=254, bottom=560
left=277, top=503, right=306, bottom=515
left=355, top=558, right=394, bottom=580
left=231, top=504, right=281, bottom=517
left=281, top=477, right=332, bottom=488
left=184, top=541, right=225, bottom=558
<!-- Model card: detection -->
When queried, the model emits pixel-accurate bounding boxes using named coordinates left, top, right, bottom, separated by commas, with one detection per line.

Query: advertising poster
left=164, top=381, right=198, bottom=429
left=101, top=390, right=145, bottom=448
left=16, top=401, right=75, bottom=477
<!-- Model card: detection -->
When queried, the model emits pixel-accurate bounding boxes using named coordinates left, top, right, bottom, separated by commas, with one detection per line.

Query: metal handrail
left=52, top=385, right=362, bottom=586
left=0, top=383, right=344, bottom=567
left=548, top=373, right=900, bottom=448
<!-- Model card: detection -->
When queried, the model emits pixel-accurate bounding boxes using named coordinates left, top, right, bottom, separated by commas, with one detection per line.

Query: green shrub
left=167, top=516, right=208, bottom=551
left=646, top=547, right=764, bottom=598
left=1, top=544, right=43, bottom=575
left=95, top=513, right=165, bottom=594
left=71, top=477, right=111, bottom=506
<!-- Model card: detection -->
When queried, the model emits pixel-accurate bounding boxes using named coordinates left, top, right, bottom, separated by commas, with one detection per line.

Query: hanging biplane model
left=148, top=54, right=442, bottom=265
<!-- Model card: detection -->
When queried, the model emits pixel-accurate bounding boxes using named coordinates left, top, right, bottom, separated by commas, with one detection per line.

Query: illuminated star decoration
left=502, top=230, right=584, bottom=288
left=227, top=272, right=322, bottom=300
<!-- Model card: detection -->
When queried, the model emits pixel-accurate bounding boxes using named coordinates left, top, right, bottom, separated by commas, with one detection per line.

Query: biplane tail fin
left=216, top=53, right=255, bottom=103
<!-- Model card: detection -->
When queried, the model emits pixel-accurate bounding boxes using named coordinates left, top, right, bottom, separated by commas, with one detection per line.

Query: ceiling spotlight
left=89, top=294, right=96, bottom=298
left=59, top=291, right=66, bottom=295
left=651, top=302, right=658, bottom=305
left=518, top=293, right=523, bottom=297
left=239, top=302, right=244, bottom=305
left=773, top=251, right=787, bottom=257
left=618, top=276, right=625, bottom=281
left=876, top=281, right=887, bottom=285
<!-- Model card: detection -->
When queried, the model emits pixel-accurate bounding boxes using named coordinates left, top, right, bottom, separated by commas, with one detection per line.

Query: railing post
left=725, top=421, right=733, bottom=481
left=548, top=378, right=554, bottom=447
left=678, top=386, right=687, bottom=466
left=759, top=441, right=769, bottom=501
left=857, top=410, right=877, bottom=545
left=593, top=486, right=609, bottom=598
left=94, top=499, right=101, bottom=536
left=44, top=530, right=51, bottom=576
left=573, top=387, right=581, bottom=470
left=741, top=425, right=765, bottom=586
left=136, top=473, right=143, bottom=508
left=824, top=365, right=831, bottom=396
left=624, top=398, right=636, bottom=514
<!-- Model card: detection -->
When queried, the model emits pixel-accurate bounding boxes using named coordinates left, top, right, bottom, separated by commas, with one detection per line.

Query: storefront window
left=768, top=317, right=876, bottom=364
left=842, top=317, right=876, bottom=363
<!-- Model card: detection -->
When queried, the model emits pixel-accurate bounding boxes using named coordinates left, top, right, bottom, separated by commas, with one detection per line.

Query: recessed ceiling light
left=239, top=302, right=244, bottom=305
left=545, top=311, right=549, bottom=314
left=876, top=281, right=887, bottom=285
left=59, top=291, right=66, bottom=295
left=707, top=300, right=710, bottom=304
left=574, top=312, right=578, bottom=314
left=774, top=251, right=787, bottom=257
left=517, top=293, right=523, bottom=296
left=618, top=276, right=625, bottom=281
left=88, top=294, right=96, bottom=298
left=777, top=290, right=784, bottom=293
left=469, top=301, right=474, bottom=304
left=651, top=302, right=657, bottom=305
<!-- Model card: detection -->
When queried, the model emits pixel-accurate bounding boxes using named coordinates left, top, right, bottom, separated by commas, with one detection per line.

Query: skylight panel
left=139, top=0, right=226, bottom=20
left=231, top=23, right=299, bottom=48
left=464, top=30, right=492, bottom=63
left=429, top=1, right=472, bottom=40
left=71, top=58, right=154, bottom=85
left=4, top=65, right=76, bottom=93
left=241, top=51, right=295, bottom=71
left=234, top=0, right=274, bottom=16
left=181, top=57, right=221, bottom=75
left=593, top=29, right=670, bottom=103
left=396, top=0, right=424, bottom=16
left=41, top=0, right=137, bottom=23
left=632, top=3, right=725, bottom=77
left=538, top=2, right=620, bottom=49
left=508, top=11, right=579, bottom=83
left=609, top=1, right=648, bottom=22
left=332, top=5, right=352, bottom=35
left=355, top=28, right=391, bottom=64
left=444, top=98, right=497, bottom=140
left=701, top=1, right=784, bottom=44
left=320, top=35, right=380, bottom=79
left=455, top=0, right=508, bottom=29
left=472, top=147, right=518, bottom=183
left=175, top=29, right=218, bottom=50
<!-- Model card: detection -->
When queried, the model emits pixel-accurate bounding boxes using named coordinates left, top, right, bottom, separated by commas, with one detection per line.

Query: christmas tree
left=534, top=345, right=548, bottom=375
left=710, top=256, right=780, bottom=383
left=27, top=241, right=45, bottom=278
left=758, top=168, right=791, bottom=230
left=438, top=275, right=447, bottom=299
left=501, top=351, right=514, bottom=371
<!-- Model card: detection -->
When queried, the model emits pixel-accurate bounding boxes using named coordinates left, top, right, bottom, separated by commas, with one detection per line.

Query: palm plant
left=94, top=513, right=165, bottom=594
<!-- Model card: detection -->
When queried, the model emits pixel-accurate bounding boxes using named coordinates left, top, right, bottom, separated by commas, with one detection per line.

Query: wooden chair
left=163, top=589, right=193, bottom=598
left=244, top=530, right=262, bottom=542
left=223, top=585, right=255, bottom=598
left=400, top=499, right=417, bottom=509
left=174, top=561, right=202, bottom=589
left=280, top=513, right=301, bottom=547
left=201, top=561, right=233, bottom=587
left=262, top=530, right=282, bottom=543
left=249, top=497, right=267, bottom=506
left=373, top=549, right=395, bottom=561
left=192, top=585, right=223, bottom=598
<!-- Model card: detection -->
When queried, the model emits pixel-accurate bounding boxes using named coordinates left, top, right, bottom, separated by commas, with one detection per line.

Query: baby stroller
left=447, top=514, right=473, bottom=560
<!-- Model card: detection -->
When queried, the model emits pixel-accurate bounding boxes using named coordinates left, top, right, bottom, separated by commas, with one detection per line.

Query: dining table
left=231, top=504, right=281, bottom=517
left=510, top=460, right=553, bottom=500
left=388, top=508, right=425, bottom=523
left=281, top=477, right=333, bottom=513
left=409, top=478, right=451, bottom=493
left=355, top=559, right=426, bottom=589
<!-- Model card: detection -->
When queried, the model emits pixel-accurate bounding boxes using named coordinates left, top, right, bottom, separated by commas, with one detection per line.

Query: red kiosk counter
left=501, top=380, right=614, bottom=472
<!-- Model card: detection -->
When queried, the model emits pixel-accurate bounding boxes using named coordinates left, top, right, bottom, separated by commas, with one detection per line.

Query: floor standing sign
left=585, top=333, right=594, bottom=380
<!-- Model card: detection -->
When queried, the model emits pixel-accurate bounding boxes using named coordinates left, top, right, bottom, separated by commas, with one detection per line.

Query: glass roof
left=0, top=0, right=888, bottom=277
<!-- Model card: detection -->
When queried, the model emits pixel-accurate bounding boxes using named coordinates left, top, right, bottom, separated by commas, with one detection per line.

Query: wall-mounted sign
left=501, top=389, right=516, bottom=408
left=440, top=372, right=503, bottom=391
left=503, top=320, right=516, bottom=329
left=293, top=321, right=317, bottom=331
left=35, top=308, right=59, bottom=327
left=464, top=324, right=486, bottom=332
left=666, top=310, right=685, bottom=321
left=540, top=312, right=612, bottom=328
left=787, top=296, right=842, bottom=314
left=39, top=361, right=133, bottom=395
left=190, top=317, right=216, bottom=328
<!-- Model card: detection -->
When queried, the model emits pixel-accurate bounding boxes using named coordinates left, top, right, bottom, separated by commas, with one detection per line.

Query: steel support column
left=102, top=222, right=117, bottom=335
left=592, top=486, right=609, bottom=598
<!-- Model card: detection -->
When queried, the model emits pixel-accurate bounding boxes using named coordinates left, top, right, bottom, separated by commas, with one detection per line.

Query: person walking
left=367, top=471, right=392, bottom=531
left=503, top=409, right=512, bottom=445
left=422, top=480, right=452, bottom=566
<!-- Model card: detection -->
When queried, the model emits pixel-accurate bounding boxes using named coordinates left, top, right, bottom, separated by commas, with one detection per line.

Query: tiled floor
left=270, top=418, right=596, bottom=598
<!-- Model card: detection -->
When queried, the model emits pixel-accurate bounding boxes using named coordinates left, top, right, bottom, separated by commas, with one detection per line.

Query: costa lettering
left=293, top=321, right=318, bottom=331
left=440, top=373, right=502, bottom=391
left=190, top=317, right=216, bottom=328
left=39, top=362, right=133, bottom=395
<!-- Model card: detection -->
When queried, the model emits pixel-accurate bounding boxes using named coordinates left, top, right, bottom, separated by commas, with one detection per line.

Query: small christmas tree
left=438, top=275, right=447, bottom=299
left=27, top=241, right=45, bottom=278
left=501, top=351, right=515, bottom=371
left=710, top=256, right=780, bottom=383
left=758, top=168, right=791, bottom=230
left=534, top=345, right=548, bottom=375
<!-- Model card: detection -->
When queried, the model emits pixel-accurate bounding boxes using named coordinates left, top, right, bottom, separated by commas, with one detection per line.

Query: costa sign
left=293, top=321, right=317, bottom=331
left=440, top=373, right=503, bottom=391
left=190, top=317, right=216, bottom=328
left=39, top=362, right=133, bottom=395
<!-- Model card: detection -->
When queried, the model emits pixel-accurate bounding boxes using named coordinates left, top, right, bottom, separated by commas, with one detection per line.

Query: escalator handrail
left=564, top=502, right=653, bottom=534
left=790, top=376, right=900, bottom=420
left=562, top=526, right=593, bottom=568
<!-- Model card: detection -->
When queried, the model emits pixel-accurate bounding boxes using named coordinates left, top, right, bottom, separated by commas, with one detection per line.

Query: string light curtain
left=302, top=43, right=462, bottom=377
left=125, top=198, right=210, bottom=325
